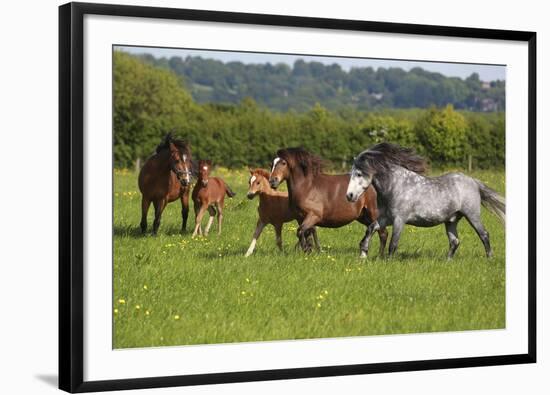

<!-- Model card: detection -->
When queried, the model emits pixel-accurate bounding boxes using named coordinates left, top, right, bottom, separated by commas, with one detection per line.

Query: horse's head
left=198, top=160, right=212, bottom=187
left=168, top=141, right=192, bottom=187
left=269, top=156, right=290, bottom=189
left=247, top=169, right=270, bottom=199
left=346, top=154, right=374, bottom=202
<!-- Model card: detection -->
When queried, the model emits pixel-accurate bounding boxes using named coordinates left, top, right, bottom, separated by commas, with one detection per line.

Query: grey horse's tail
left=475, top=180, right=505, bottom=224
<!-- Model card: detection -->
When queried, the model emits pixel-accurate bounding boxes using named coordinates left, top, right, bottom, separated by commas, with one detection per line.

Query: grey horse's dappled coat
left=346, top=143, right=505, bottom=258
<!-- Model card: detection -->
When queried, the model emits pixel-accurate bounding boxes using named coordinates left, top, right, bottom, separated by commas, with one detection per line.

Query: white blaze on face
left=249, top=175, right=257, bottom=186
left=271, top=157, right=281, bottom=173
left=182, top=155, right=190, bottom=182
left=346, top=166, right=371, bottom=200
left=203, top=166, right=208, bottom=170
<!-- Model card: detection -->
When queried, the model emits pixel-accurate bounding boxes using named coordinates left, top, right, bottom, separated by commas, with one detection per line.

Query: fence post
left=135, top=157, right=141, bottom=173
left=468, top=154, right=472, bottom=172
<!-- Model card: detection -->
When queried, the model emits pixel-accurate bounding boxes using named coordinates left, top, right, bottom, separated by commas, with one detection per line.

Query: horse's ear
left=249, top=168, right=254, bottom=175
left=207, top=159, right=213, bottom=166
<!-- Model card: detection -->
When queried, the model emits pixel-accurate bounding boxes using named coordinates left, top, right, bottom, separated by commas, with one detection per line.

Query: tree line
left=114, top=51, right=505, bottom=170
left=137, top=53, right=505, bottom=113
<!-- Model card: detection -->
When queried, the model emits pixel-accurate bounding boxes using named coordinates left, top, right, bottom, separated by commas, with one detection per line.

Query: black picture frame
left=59, top=2, right=537, bottom=392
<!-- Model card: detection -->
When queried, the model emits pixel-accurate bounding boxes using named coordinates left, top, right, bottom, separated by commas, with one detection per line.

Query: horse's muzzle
left=346, top=192, right=358, bottom=202
left=246, top=192, right=256, bottom=200
left=269, top=177, right=280, bottom=189
left=179, top=178, right=189, bottom=187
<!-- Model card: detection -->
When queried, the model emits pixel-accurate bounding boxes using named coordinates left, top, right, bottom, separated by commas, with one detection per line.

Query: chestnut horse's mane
left=155, top=133, right=191, bottom=157
left=251, top=168, right=271, bottom=180
left=276, top=147, right=325, bottom=176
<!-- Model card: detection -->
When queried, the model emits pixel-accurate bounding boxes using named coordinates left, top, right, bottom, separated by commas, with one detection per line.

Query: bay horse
left=138, top=134, right=194, bottom=235
left=346, top=142, right=505, bottom=258
left=245, top=169, right=320, bottom=257
left=269, top=148, right=388, bottom=257
left=192, top=160, right=236, bottom=237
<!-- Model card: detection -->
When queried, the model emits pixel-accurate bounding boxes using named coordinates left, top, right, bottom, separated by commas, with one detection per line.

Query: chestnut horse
left=269, top=147, right=388, bottom=257
left=192, top=160, right=236, bottom=237
left=138, top=134, right=194, bottom=235
left=245, top=169, right=319, bottom=257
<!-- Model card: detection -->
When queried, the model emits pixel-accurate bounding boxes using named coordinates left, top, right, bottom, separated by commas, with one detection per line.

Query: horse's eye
left=256, top=182, right=260, bottom=185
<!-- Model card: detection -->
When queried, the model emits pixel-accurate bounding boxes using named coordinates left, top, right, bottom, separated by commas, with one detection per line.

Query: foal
left=192, top=160, right=236, bottom=237
left=245, top=169, right=319, bottom=257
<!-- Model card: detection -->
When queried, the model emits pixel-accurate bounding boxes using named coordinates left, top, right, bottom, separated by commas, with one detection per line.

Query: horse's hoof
left=245, top=251, right=252, bottom=257
left=359, top=251, right=367, bottom=259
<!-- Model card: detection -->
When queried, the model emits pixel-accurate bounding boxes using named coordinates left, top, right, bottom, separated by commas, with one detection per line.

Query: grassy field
left=113, top=167, right=505, bottom=349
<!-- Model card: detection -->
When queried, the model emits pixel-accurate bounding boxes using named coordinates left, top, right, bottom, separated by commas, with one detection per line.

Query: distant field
left=113, top=168, right=505, bottom=349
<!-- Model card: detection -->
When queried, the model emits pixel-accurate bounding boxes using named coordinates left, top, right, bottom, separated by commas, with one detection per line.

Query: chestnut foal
left=192, top=160, right=236, bottom=237
left=245, top=169, right=319, bottom=257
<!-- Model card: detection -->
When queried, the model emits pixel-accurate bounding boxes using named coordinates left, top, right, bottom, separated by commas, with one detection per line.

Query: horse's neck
left=286, top=169, right=312, bottom=204
left=374, top=165, right=423, bottom=196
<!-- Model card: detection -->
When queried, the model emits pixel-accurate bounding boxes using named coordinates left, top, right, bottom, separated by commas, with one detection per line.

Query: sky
left=119, top=46, right=506, bottom=82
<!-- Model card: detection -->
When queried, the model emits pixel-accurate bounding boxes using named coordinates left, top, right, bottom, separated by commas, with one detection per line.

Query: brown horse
left=269, top=147, right=388, bottom=257
left=138, top=134, right=194, bottom=235
left=192, top=160, right=236, bottom=237
left=245, top=169, right=320, bottom=257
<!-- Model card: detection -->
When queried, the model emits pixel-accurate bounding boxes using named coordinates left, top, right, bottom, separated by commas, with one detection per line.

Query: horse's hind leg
left=204, top=206, right=216, bottom=235
left=378, top=227, right=388, bottom=257
left=464, top=212, right=493, bottom=258
left=140, top=196, right=151, bottom=234
left=388, top=218, right=405, bottom=257
left=310, top=227, right=321, bottom=252
left=152, top=199, right=166, bottom=235
left=445, top=220, right=460, bottom=259
left=216, top=202, right=224, bottom=235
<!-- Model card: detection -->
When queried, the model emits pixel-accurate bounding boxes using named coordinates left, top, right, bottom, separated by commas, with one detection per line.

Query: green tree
left=415, top=105, right=469, bottom=165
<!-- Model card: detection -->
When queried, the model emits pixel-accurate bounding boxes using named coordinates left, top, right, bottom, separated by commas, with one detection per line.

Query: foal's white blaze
left=249, top=175, right=257, bottom=186
left=271, top=157, right=281, bottom=173
left=203, top=166, right=208, bottom=170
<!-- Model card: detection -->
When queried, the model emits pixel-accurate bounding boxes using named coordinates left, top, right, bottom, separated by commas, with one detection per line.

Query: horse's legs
left=216, top=202, right=224, bottom=235
left=298, top=214, right=319, bottom=253
left=445, top=220, right=460, bottom=259
left=180, top=192, right=190, bottom=233
left=152, top=199, right=166, bottom=235
left=192, top=204, right=207, bottom=237
left=274, top=223, right=283, bottom=251
left=378, top=227, right=388, bottom=257
left=310, top=227, right=321, bottom=252
left=359, top=221, right=380, bottom=258
left=204, top=206, right=216, bottom=236
left=140, top=196, right=151, bottom=234
left=464, top=212, right=493, bottom=258
left=388, top=217, right=405, bottom=257
left=245, top=220, right=266, bottom=257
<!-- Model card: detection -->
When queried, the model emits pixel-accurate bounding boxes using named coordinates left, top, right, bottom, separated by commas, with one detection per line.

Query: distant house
left=481, top=81, right=491, bottom=90
left=370, top=92, right=384, bottom=100
left=481, top=98, right=498, bottom=112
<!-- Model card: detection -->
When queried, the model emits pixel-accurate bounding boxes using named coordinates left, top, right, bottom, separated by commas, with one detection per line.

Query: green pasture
left=113, top=168, right=505, bottom=348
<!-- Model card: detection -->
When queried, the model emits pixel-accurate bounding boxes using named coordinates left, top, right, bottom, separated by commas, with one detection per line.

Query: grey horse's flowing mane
left=155, top=132, right=191, bottom=157
left=354, top=142, right=427, bottom=175
left=277, top=147, right=325, bottom=176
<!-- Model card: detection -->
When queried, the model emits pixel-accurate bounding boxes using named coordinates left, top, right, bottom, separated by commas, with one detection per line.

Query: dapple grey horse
left=346, top=143, right=505, bottom=258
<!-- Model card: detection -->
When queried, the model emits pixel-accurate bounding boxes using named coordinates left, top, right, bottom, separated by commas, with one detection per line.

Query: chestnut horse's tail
left=225, top=183, right=237, bottom=198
